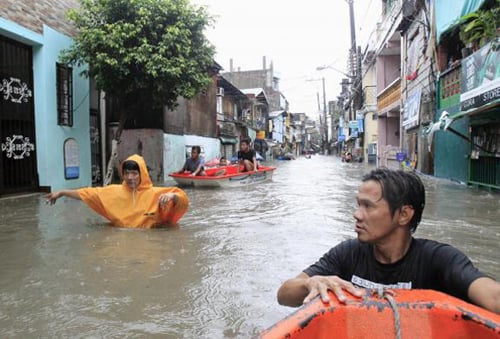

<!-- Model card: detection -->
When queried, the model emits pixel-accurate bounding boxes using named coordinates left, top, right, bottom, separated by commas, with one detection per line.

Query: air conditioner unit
left=217, top=87, right=224, bottom=97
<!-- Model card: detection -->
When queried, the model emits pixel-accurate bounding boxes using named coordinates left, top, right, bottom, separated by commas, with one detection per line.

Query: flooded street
left=1, top=156, right=499, bottom=338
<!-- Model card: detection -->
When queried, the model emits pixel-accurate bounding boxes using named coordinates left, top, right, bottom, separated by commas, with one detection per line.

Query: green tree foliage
left=61, top=0, right=215, bottom=112
left=459, top=0, right=500, bottom=48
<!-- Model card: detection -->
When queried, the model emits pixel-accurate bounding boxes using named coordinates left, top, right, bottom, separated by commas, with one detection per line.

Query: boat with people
left=260, top=289, right=500, bottom=338
left=169, top=165, right=276, bottom=188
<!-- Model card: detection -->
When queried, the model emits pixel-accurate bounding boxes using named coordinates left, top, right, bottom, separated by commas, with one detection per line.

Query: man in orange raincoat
left=46, top=154, right=189, bottom=228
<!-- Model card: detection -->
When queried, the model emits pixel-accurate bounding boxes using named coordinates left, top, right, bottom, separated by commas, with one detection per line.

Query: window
left=57, top=63, right=73, bottom=126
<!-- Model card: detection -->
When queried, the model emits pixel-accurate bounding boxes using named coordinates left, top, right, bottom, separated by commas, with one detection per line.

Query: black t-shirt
left=237, top=149, right=256, bottom=163
left=303, top=238, right=488, bottom=302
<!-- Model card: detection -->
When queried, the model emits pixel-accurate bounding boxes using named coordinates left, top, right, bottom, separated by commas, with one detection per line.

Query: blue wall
left=1, top=19, right=91, bottom=191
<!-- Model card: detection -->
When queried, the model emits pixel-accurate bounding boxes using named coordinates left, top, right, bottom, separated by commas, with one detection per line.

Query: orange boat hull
left=261, top=289, right=500, bottom=339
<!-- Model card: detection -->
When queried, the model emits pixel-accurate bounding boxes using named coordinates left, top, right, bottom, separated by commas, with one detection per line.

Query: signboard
left=402, top=88, right=421, bottom=130
left=64, top=138, right=79, bottom=179
left=460, top=40, right=500, bottom=111
left=348, top=120, right=358, bottom=129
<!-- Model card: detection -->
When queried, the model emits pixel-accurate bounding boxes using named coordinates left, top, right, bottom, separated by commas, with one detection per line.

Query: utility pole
left=347, top=0, right=363, bottom=114
left=322, top=77, right=328, bottom=154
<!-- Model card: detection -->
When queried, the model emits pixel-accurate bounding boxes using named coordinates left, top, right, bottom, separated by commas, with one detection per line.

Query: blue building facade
left=1, top=5, right=91, bottom=194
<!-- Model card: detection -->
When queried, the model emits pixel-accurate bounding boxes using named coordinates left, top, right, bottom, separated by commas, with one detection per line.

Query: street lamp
left=316, top=65, right=357, bottom=79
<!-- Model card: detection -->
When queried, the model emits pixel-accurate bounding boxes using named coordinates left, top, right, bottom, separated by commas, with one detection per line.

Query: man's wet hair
left=122, top=160, right=140, bottom=173
left=362, top=167, right=425, bottom=233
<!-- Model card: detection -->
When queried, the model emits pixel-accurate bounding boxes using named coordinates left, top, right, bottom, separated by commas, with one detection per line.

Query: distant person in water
left=177, top=145, right=206, bottom=176
left=237, top=137, right=257, bottom=173
left=45, top=154, right=189, bottom=228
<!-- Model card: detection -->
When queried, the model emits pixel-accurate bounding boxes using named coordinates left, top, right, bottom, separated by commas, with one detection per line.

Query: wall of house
left=117, top=129, right=164, bottom=184
left=376, top=55, right=400, bottom=90
left=164, top=77, right=217, bottom=137
left=1, top=18, right=91, bottom=191
left=1, top=0, right=78, bottom=37
left=400, top=13, right=435, bottom=174
left=434, top=112, right=469, bottom=183
left=163, top=134, right=221, bottom=183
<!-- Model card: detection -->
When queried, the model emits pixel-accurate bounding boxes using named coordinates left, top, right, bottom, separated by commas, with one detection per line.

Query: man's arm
left=468, top=277, right=500, bottom=314
left=45, top=190, right=81, bottom=205
left=277, top=272, right=363, bottom=307
left=177, top=162, right=187, bottom=174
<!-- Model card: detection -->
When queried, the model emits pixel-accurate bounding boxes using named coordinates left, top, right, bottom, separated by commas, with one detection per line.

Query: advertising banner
left=460, top=40, right=500, bottom=111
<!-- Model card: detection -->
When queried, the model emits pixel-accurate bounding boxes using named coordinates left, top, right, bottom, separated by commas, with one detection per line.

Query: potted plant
left=459, top=0, right=500, bottom=52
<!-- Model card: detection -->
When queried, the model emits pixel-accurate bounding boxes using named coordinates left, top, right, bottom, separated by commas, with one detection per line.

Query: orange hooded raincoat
left=78, top=154, right=189, bottom=228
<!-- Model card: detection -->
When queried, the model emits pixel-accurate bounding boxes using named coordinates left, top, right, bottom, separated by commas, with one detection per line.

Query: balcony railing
left=377, top=78, right=401, bottom=113
left=438, top=63, right=461, bottom=109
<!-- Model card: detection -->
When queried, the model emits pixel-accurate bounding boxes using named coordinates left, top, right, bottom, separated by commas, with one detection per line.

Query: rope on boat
left=375, top=287, right=401, bottom=339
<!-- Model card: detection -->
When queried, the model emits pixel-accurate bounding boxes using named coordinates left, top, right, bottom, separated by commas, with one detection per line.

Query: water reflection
left=0, top=156, right=498, bottom=338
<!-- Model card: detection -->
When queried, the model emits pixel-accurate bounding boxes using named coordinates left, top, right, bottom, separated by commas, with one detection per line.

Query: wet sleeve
left=158, top=187, right=189, bottom=224
left=77, top=187, right=110, bottom=220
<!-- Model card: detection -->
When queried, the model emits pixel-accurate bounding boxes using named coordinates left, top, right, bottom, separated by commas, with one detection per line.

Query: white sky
left=191, top=0, right=382, bottom=117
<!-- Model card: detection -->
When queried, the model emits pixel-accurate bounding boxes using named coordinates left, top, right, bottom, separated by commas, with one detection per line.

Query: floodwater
left=1, top=156, right=499, bottom=338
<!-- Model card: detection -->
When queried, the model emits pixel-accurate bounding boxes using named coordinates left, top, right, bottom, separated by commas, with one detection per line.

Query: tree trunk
left=103, top=106, right=127, bottom=186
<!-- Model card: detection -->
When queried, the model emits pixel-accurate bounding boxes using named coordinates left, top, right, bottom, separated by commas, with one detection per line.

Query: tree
left=61, top=0, right=215, bottom=184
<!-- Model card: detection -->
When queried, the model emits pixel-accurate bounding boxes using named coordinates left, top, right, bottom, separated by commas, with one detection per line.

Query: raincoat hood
left=122, top=154, right=152, bottom=191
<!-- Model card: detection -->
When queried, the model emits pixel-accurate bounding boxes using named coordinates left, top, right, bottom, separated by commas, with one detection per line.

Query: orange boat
left=169, top=165, right=276, bottom=188
left=261, top=289, right=500, bottom=339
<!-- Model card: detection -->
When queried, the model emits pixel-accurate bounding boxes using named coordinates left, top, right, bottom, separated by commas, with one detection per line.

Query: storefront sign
left=348, top=120, right=358, bottom=129
left=460, top=40, right=500, bottom=111
left=403, top=88, right=421, bottom=130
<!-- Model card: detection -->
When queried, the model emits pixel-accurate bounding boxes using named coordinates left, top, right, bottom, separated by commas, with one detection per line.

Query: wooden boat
left=169, top=165, right=276, bottom=188
left=260, top=289, right=500, bottom=339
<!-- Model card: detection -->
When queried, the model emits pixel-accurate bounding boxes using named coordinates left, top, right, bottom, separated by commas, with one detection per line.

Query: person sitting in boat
left=212, top=156, right=229, bottom=176
left=218, top=156, right=229, bottom=167
left=237, top=137, right=258, bottom=173
left=177, top=145, right=206, bottom=176
left=45, top=154, right=189, bottom=228
left=277, top=167, right=500, bottom=314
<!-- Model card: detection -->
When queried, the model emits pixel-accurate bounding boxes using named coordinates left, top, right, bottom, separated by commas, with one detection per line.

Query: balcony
left=377, top=78, right=401, bottom=115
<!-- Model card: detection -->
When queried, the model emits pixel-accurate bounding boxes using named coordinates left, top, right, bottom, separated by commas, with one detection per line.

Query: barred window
left=56, top=63, right=73, bottom=126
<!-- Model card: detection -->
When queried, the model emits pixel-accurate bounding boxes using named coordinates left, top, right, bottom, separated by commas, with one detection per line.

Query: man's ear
left=398, top=205, right=415, bottom=226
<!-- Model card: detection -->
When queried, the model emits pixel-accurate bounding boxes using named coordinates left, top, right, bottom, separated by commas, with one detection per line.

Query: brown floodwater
left=0, top=155, right=498, bottom=338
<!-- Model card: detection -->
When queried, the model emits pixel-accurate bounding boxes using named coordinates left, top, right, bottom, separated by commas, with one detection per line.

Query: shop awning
left=436, top=0, right=486, bottom=42
left=219, top=136, right=238, bottom=145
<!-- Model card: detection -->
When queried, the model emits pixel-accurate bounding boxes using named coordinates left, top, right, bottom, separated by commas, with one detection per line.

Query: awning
left=219, top=136, right=238, bottom=145
left=436, top=0, right=486, bottom=42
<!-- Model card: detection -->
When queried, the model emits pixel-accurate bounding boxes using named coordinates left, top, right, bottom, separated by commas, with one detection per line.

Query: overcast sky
left=191, top=0, right=382, bottom=117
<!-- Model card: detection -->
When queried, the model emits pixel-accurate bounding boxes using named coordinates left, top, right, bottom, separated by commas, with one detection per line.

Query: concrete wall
left=163, top=134, right=220, bottom=184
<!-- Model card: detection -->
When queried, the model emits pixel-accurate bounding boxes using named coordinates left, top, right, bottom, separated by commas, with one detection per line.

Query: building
left=1, top=0, right=94, bottom=195
left=432, top=0, right=499, bottom=189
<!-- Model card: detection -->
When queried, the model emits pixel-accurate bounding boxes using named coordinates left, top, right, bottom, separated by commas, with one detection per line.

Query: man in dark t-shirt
left=277, top=168, right=499, bottom=314
left=237, top=137, right=257, bottom=172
